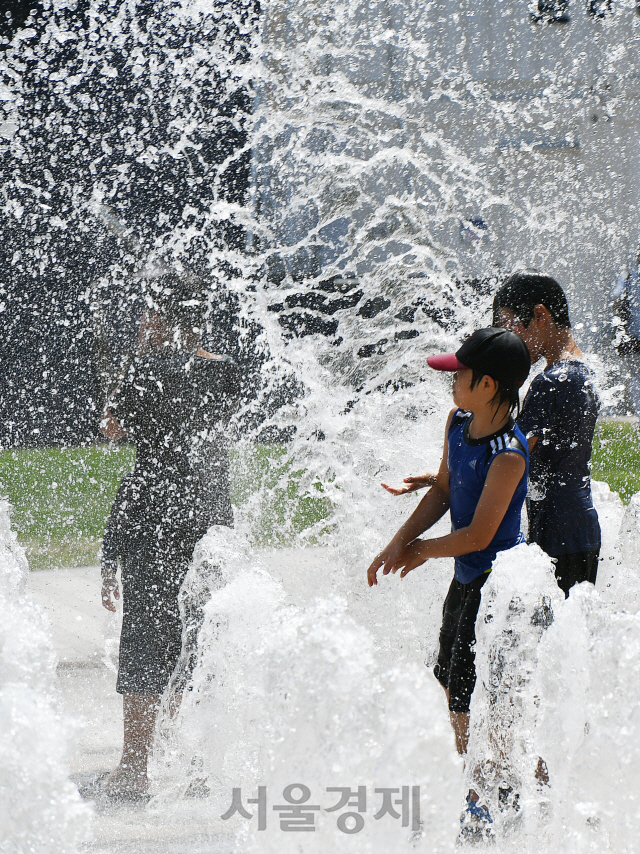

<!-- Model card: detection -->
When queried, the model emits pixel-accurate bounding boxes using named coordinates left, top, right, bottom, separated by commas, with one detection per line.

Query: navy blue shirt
left=448, top=410, right=529, bottom=584
left=517, top=359, right=601, bottom=557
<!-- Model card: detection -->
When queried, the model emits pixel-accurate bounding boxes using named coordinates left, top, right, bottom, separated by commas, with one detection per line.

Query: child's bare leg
left=441, top=684, right=481, bottom=803
left=441, top=685, right=471, bottom=757
left=103, top=693, right=161, bottom=795
left=450, top=710, right=470, bottom=756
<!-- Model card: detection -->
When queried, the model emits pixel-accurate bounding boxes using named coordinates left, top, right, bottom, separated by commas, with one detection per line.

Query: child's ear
left=533, top=304, right=550, bottom=325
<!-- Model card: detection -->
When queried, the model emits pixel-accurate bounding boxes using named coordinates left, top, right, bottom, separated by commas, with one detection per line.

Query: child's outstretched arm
left=387, top=450, right=525, bottom=578
left=381, top=473, right=437, bottom=496
left=367, top=409, right=455, bottom=586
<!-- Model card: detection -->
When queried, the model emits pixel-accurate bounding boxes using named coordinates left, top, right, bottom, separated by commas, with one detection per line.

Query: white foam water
left=466, top=531, right=640, bottom=853
left=0, top=501, right=91, bottom=853
left=153, top=527, right=461, bottom=853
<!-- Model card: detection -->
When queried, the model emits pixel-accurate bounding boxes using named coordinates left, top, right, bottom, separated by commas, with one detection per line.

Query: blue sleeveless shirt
left=448, top=409, right=529, bottom=584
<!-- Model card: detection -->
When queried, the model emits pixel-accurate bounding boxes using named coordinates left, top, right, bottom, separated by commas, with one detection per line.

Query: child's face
left=451, top=368, right=475, bottom=409
left=452, top=367, right=498, bottom=413
left=138, top=310, right=173, bottom=351
left=496, top=307, right=544, bottom=362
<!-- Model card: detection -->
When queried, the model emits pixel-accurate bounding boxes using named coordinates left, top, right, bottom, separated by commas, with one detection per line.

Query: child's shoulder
left=543, top=358, right=594, bottom=386
left=447, top=407, right=472, bottom=431
left=475, top=417, right=527, bottom=457
left=525, top=360, right=594, bottom=410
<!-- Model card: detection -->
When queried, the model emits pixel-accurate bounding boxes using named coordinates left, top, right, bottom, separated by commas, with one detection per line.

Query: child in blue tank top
left=447, top=408, right=529, bottom=584
left=367, top=327, right=530, bottom=839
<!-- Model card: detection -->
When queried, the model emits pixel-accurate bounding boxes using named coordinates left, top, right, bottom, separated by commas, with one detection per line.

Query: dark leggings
left=433, top=573, right=490, bottom=714
left=552, top=549, right=600, bottom=598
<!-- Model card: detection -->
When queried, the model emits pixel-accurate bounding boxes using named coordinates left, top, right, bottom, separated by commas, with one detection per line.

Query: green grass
left=0, top=443, right=335, bottom=569
left=591, top=420, right=640, bottom=503
left=231, top=443, right=335, bottom=547
left=0, top=445, right=136, bottom=570
left=1, top=421, right=636, bottom=570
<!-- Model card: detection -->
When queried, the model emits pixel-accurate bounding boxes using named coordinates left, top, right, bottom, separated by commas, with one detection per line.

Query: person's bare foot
left=100, top=763, right=149, bottom=800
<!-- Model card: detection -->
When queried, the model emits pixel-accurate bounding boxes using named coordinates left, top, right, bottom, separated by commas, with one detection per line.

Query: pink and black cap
left=427, top=327, right=531, bottom=388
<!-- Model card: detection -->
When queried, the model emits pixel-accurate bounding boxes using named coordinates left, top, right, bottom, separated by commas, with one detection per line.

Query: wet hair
left=144, top=270, right=208, bottom=333
left=493, top=273, right=571, bottom=329
left=470, top=368, right=521, bottom=417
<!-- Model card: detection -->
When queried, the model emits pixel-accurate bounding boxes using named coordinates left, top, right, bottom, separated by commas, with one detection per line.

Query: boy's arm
left=101, top=514, right=120, bottom=612
left=100, top=474, right=131, bottom=612
left=381, top=473, right=437, bottom=496
left=367, top=409, right=455, bottom=587
left=388, top=451, right=525, bottom=578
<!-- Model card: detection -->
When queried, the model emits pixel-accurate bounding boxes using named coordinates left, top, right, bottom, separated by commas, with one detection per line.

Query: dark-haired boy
left=368, top=328, right=531, bottom=837
left=492, top=274, right=601, bottom=596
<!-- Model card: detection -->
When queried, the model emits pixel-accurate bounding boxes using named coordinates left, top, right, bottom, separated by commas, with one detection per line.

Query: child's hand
left=389, top=539, right=429, bottom=578
left=381, top=473, right=437, bottom=496
left=100, top=409, right=126, bottom=441
left=101, top=577, right=120, bottom=612
left=367, top=539, right=406, bottom=586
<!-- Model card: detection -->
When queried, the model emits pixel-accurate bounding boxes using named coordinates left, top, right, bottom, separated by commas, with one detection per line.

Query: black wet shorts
left=433, top=573, right=490, bottom=714
left=552, top=548, right=600, bottom=598
left=117, top=542, right=192, bottom=696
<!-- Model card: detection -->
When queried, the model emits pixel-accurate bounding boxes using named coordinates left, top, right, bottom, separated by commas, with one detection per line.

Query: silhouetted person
left=98, top=274, right=241, bottom=799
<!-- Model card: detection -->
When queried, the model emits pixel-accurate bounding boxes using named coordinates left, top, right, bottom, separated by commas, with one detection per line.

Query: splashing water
left=153, top=528, right=462, bottom=853
left=0, top=501, right=91, bottom=852
left=2, top=0, right=640, bottom=851
left=466, top=532, right=640, bottom=853
left=148, top=485, right=640, bottom=853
